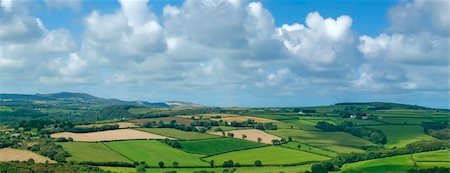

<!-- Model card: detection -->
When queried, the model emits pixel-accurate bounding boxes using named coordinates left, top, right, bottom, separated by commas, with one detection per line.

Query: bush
left=254, top=160, right=262, bottom=167
left=158, top=161, right=165, bottom=168
left=222, top=160, right=234, bottom=167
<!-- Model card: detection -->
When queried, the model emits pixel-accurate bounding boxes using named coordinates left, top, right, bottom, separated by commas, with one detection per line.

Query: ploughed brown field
left=0, top=148, right=55, bottom=163
left=209, top=129, right=281, bottom=144
left=50, top=129, right=174, bottom=142
left=75, top=122, right=138, bottom=128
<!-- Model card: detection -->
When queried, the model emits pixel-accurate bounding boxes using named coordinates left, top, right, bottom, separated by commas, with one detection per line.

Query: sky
left=0, top=0, right=449, bottom=108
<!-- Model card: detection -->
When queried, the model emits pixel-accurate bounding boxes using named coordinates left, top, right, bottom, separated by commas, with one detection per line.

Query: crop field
left=137, top=128, right=219, bottom=140
left=76, top=122, right=138, bottom=128
left=340, top=150, right=450, bottom=173
left=50, top=129, right=174, bottom=142
left=268, top=129, right=373, bottom=153
left=219, top=116, right=278, bottom=123
left=101, top=164, right=314, bottom=173
left=204, top=146, right=329, bottom=165
left=281, top=141, right=337, bottom=157
left=413, top=150, right=450, bottom=162
left=104, top=140, right=208, bottom=167
left=367, top=125, right=435, bottom=148
left=209, top=129, right=281, bottom=144
left=0, top=148, right=55, bottom=163
left=178, top=138, right=266, bottom=155
left=59, top=142, right=131, bottom=163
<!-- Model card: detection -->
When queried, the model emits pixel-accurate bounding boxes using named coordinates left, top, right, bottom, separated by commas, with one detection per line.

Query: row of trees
left=315, top=121, right=386, bottom=144
left=28, top=139, right=70, bottom=162
left=141, top=120, right=209, bottom=133
left=422, top=122, right=450, bottom=139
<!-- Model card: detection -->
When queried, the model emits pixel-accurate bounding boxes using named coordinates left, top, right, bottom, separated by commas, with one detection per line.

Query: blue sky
left=0, top=0, right=449, bottom=108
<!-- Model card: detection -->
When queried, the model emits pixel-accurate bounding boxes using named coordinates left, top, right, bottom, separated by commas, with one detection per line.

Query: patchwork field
left=204, top=146, right=328, bottom=165
left=0, top=148, right=55, bottom=163
left=104, top=140, right=208, bottom=167
left=179, top=138, right=266, bottom=155
left=76, top=122, right=137, bottom=128
left=50, top=129, right=174, bottom=142
left=101, top=164, right=314, bottom=173
left=137, top=128, right=219, bottom=140
left=209, top=129, right=281, bottom=144
left=220, top=116, right=278, bottom=123
left=281, top=141, right=337, bottom=157
left=340, top=150, right=450, bottom=173
left=367, top=125, right=435, bottom=148
left=59, top=142, right=131, bottom=163
left=268, top=129, right=373, bottom=153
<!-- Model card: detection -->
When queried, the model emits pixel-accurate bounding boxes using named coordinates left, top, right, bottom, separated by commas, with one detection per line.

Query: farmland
left=204, top=146, right=329, bottom=165
left=0, top=97, right=448, bottom=173
left=137, top=128, right=219, bottom=140
left=104, top=140, right=208, bottom=167
left=209, top=129, right=282, bottom=144
left=59, top=142, right=131, bottom=163
left=0, top=148, right=55, bottom=163
left=50, top=129, right=173, bottom=142
left=178, top=138, right=266, bottom=155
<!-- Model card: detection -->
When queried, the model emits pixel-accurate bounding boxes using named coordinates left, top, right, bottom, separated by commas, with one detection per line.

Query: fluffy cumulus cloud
left=0, top=0, right=448, bottom=107
left=356, top=0, right=449, bottom=94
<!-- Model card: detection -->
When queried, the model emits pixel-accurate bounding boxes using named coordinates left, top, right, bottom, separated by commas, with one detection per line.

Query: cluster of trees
left=67, top=124, right=119, bottom=133
left=162, top=138, right=182, bottom=148
left=315, top=121, right=386, bottom=144
left=422, top=122, right=450, bottom=139
left=271, top=138, right=288, bottom=145
left=141, top=120, right=209, bottom=133
left=0, top=161, right=107, bottom=173
left=0, top=131, right=22, bottom=148
left=307, top=140, right=449, bottom=173
left=255, top=123, right=278, bottom=130
left=29, top=139, right=70, bottom=162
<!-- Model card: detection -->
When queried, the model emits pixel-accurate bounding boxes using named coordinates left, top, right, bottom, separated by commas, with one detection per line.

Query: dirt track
left=50, top=129, right=174, bottom=142
left=210, top=129, right=281, bottom=144
left=0, top=148, right=55, bottom=163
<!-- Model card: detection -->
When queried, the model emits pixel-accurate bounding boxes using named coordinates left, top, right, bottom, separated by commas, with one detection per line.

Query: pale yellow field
left=178, top=113, right=241, bottom=119
left=76, top=122, right=137, bottom=128
left=50, top=129, right=174, bottom=142
left=0, top=148, right=55, bottom=163
left=220, top=116, right=278, bottom=123
left=210, top=129, right=281, bottom=144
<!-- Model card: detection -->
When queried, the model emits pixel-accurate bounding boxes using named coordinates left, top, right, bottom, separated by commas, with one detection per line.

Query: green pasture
left=59, top=142, right=131, bottom=163
left=367, top=125, right=435, bottom=148
left=104, top=140, right=208, bottom=167
left=268, top=129, right=373, bottom=153
left=136, top=128, right=219, bottom=140
left=179, top=138, right=265, bottom=155
left=0, top=106, right=12, bottom=112
left=204, top=146, right=328, bottom=165
left=281, top=141, right=337, bottom=157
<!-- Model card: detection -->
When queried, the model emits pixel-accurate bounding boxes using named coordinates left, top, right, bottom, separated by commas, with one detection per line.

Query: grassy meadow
left=136, top=128, right=220, bottom=140
left=179, top=138, right=266, bottom=155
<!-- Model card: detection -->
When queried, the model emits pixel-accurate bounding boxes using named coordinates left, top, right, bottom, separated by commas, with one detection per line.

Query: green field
left=413, top=150, right=450, bottom=162
left=0, top=106, right=12, bottom=112
left=136, top=128, right=219, bottom=140
left=281, top=141, right=337, bottom=157
left=268, top=129, right=373, bottom=153
left=252, top=114, right=296, bottom=120
left=179, top=138, right=266, bottom=155
left=204, top=146, right=328, bottom=165
left=340, top=150, right=450, bottom=173
left=282, top=119, right=320, bottom=131
left=367, top=125, right=435, bottom=148
left=101, top=164, right=314, bottom=173
left=381, top=117, right=433, bottom=124
left=59, top=142, right=131, bottom=163
left=104, top=140, right=208, bottom=167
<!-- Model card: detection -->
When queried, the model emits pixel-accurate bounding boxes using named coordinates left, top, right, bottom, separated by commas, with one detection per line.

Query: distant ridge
left=0, top=92, right=171, bottom=108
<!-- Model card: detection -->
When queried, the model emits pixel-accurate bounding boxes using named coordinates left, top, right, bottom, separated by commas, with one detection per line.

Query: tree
left=209, top=160, right=215, bottom=168
left=223, top=160, right=234, bottom=167
left=311, top=163, right=328, bottom=173
left=135, top=162, right=146, bottom=173
left=254, top=160, right=262, bottom=167
left=158, top=161, right=165, bottom=168
left=242, top=134, right=247, bottom=140
left=288, top=136, right=293, bottom=142
left=221, top=131, right=226, bottom=137
left=172, top=161, right=179, bottom=168
left=257, top=137, right=262, bottom=143
left=297, top=144, right=302, bottom=149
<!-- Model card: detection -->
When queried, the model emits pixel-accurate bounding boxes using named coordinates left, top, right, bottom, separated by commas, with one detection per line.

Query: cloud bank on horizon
left=0, top=0, right=449, bottom=108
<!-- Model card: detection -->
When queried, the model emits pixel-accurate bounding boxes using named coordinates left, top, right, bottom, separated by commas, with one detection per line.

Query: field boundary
left=100, top=142, right=135, bottom=163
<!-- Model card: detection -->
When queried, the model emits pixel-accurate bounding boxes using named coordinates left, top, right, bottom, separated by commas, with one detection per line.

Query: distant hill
left=0, top=92, right=171, bottom=108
